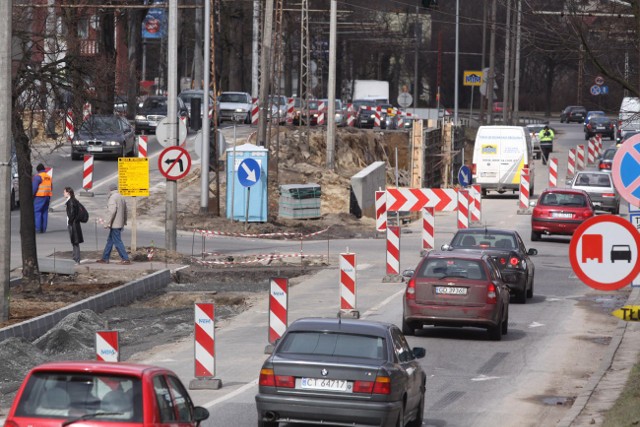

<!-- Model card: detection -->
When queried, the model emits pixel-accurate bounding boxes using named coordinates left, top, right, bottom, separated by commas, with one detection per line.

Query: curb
left=0, top=269, right=173, bottom=343
left=557, top=286, right=639, bottom=427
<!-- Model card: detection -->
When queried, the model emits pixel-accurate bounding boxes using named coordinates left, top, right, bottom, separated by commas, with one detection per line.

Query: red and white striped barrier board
left=83, top=154, right=93, bottom=190
left=318, top=101, right=326, bottom=126
left=587, top=138, right=595, bottom=165
left=96, top=330, right=119, bottom=362
left=519, top=168, right=530, bottom=209
left=397, top=115, right=404, bottom=128
left=549, top=157, right=558, bottom=188
left=386, top=188, right=457, bottom=212
left=568, top=148, right=576, bottom=177
left=347, top=104, right=355, bottom=127
left=286, top=98, right=294, bottom=124
left=65, top=109, right=74, bottom=141
left=386, top=226, right=400, bottom=275
left=596, top=137, right=602, bottom=157
left=268, top=278, right=288, bottom=344
left=339, top=253, right=357, bottom=312
left=596, top=134, right=602, bottom=146
left=251, top=98, right=259, bottom=125
left=375, top=190, right=387, bottom=232
left=457, top=190, right=469, bottom=229
left=374, top=106, right=381, bottom=128
left=577, top=144, right=586, bottom=170
left=194, top=303, right=215, bottom=377
left=83, top=102, right=92, bottom=121
left=469, top=184, right=481, bottom=223
left=422, top=207, right=435, bottom=250
left=138, top=135, right=148, bottom=158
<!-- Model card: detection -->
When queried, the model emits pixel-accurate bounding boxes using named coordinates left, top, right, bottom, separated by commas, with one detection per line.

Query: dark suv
left=560, top=105, right=587, bottom=123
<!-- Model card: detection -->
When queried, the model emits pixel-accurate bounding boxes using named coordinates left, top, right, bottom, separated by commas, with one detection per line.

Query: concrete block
left=38, top=258, right=75, bottom=275
left=350, top=161, right=386, bottom=219
left=189, top=378, right=223, bottom=390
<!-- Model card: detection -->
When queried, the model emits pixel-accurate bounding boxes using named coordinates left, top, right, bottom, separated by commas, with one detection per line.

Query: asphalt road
left=12, top=121, right=626, bottom=426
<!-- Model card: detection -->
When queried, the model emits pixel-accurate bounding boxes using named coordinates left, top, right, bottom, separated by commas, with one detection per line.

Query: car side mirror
left=565, top=179, right=573, bottom=186
left=193, top=406, right=210, bottom=423
left=529, top=200, right=537, bottom=207
left=412, top=347, right=426, bottom=359
left=401, top=269, right=414, bottom=279
left=441, top=244, right=451, bottom=251
left=527, top=248, right=538, bottom=256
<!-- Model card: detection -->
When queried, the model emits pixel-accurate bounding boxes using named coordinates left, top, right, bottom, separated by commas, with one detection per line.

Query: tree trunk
left=127, top=9, right=144, bottom=120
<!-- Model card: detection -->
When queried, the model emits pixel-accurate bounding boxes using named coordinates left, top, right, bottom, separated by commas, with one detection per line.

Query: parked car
left=560, top=105, right=587, bottom=123
left=441, top=228, right=537, bottom=303
left=569, top=171, right=620, bottom=214
left=255, top=317, right=426, bottom=427
left=584, top=116, right=615, bottom=140
left=617, top=128, right=640, bottom=146
left=597, top=147, right=617, bottom=172
left=178, top=89, right=215, bottom=122
left=4, top=361, right=210, bottom=427
left=268, top=95, right=287, bottom=124
left=218, top=91, right=252, bottom=123
left=531, top=188, right=596, bottom=241
left=332, top=99, right=348, bottom=126
left=72, top=114, right=136, bottom=160
left=402, top=251, right=510, bottom=340
left=583, top=110, right=605, bottom=129
left=134, top=96, right=190, bottom=134
left=525, top=123, right=546, bottom=160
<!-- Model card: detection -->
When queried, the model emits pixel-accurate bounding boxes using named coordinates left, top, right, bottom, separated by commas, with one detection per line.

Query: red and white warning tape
left=195, top=227, right=330, bottom=240
left=193, top=252, right=325, bottom=266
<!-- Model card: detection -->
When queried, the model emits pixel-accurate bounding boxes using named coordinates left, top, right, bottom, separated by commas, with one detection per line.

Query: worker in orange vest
left=32, top=163, right=52, bottom=233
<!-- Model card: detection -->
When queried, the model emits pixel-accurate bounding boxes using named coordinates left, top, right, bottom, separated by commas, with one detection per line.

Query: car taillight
left=602, top=193, right=615, bottom=198
left=599, top=163, right=611, bottom=170
left=405, top=278, right=416, bottom=300
left=587, top=124, right=592, bottom=130
left=498, top=257, right=506, bottom=265
left=509, top=256, right=520, bottom=267
left=353, top=380, right=373, bottom=393
left=275, top=375, right=295, bottom=388
left=487, top=283, right=497, bottom=304
left=471, top=163, right=476, bottom=175
left=3, top=421, right=18, bottom=427
left=354, top=376, right=392, bottom=394
left=582, top=209, right=594, bottom=218
left=259, top=368, right=275, bottom=387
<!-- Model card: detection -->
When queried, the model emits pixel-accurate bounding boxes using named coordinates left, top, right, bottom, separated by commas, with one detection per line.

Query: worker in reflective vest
left=32, top=163, right=52, bottom=233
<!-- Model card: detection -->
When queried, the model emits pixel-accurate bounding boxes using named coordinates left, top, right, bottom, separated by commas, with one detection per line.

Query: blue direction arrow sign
left=458, top=165, right=471, bottom=187
left=237, top=158, right=261, bottom=188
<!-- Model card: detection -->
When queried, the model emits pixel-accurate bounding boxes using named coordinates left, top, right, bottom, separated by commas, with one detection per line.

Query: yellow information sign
left=118, top=157, right=149, bottom=197
left=611, top=305, right=640, bottom=321
left=463, top=70, right=483, bottom=87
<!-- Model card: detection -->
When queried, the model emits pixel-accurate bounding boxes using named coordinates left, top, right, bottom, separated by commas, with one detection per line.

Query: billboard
left=142, top=0, right=166, bottom=39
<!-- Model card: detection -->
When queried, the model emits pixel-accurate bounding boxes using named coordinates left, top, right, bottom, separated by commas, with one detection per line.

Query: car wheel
left=612, top=205, right=620, bottom=215
left=245, top=112, right=251, bottom=124
left=501, top=309, right=509, bottom=335
left=402, top=317, right=415, bottom=336
left=526, top=277, right=534, bottom=299
left=531, top=230, right=541, bottom=242
left=488, top=317, right=502, bottom=341
left=71, top=151, right=81, bottom=161
left=530, top=185, right=534, bottom=198
left=406, top=391, right=425, bottom=427
left=584, top=134, right=589, bottom=140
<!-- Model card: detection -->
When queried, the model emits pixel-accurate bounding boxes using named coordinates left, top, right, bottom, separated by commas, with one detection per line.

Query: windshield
left=80, top=116, right=122, bottom=132
left=451, top=232, right=516, bottom=249
left=279, top=331, right=385, bottom=359
left=219, top=93, right=249, bottom=103
left=15, top=371, right=142, bottom=421
left=142, top=97, right=167, bottom=109
left=418, top=258, right=487, bottom=280
left=574, top=173, right=612, bottom=188
left=603, top=149, right=617, bottom=160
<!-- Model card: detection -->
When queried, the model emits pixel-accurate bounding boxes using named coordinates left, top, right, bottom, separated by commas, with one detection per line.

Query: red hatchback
left=4, top=361, right=209, bottom=427
left=531, top=188, right=595, bottom=241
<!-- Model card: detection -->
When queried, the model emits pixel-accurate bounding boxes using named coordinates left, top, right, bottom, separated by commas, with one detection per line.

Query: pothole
left=540, top=395, right=575, bottom=406
left=576, top=335, right=612, bottom=346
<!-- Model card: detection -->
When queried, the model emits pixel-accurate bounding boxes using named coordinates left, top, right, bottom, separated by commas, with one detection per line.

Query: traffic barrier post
left=339, top=253, right=359, bottom=318
left=470, top=184, right=482, bottom=223
left=286, top=97, right=294, bottom=124
left=81, top=154, right=94, bottom=197
left=375, top=190, right=387, bottom=234
left=318, top=101, right=326, bottom=126
left=457, top=190, right=469, bottom=229
left=587, top=138, right=595, bottom=165
left=138, top=135, right=148, bottom=158
left=96, top=330, right=119, bottom=362
left=66, top=109, right=74, bottom=142
left=83, top=102, right=92, bottom=121
left=266, top=278, right=288, bottom=353
left=549, top=157, right=558, bottom=188
left=517, top=168, right=531, bottom=214
left=567, top=148, right=576, bottom=178
left=421, top=207, right=435, bottom=255
left=384, top=226, right=401, bottom=281
left=577, top=144, right=586, bottom=170
left=189, top=302, right=222, bottom=390
left=251, top=98, right=259, bottom=125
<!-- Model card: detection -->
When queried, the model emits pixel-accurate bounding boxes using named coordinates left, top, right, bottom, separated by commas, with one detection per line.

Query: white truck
left=352, top=80, right=390, bottom=104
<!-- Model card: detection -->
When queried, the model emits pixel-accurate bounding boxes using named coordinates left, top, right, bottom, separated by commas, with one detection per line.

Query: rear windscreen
left=279, top=331, right=385, bottom=359
left=418, top=258, right=486, bottom=280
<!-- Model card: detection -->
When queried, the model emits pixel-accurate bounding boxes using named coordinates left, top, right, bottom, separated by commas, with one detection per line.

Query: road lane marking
left=203, top=379, right=258, bottom=408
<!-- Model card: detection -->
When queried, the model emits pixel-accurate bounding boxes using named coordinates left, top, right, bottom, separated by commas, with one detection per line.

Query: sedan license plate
left=87, top=146, right=103, bottom=152
left=435, top=286, right=467, bottom=295
left=298, top=378, right=350, bottom=392
left=596, top=126, right=605, bottom=130
left=552, top=212, right=573, bottom=218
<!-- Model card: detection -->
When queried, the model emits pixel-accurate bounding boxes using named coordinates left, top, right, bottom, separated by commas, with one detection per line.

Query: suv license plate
left=298, top=378, right=350, bottom=392
left=435, top=286, right=467, bottom=295
left=87, top=146, right=103, bottom=152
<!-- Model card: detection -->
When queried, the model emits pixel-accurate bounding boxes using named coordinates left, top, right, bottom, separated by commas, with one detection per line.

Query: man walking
left=538, top=125, right=555, bottom=165
left=97, top=183, right=131, bottom=265
left=32, top=163, right=52, bottom=233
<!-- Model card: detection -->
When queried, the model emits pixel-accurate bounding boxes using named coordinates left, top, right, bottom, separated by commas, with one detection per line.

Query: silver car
left=256, top=317, right=426, bottom=427
left=569, top=171, right=620, bottom=214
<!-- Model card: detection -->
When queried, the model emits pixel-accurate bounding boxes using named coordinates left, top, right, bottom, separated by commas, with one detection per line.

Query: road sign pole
left=245, top=187, right=251, bottom=231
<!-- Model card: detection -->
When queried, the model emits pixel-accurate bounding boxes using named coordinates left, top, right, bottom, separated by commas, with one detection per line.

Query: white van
left=472, top=125, right=535, bottom=196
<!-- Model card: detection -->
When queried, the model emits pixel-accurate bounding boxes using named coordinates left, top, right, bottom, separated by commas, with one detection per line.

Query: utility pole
left=502, top=0, right=511, bottom=124
left=299, top=0, right=310, bottom=146
left=326, top=0, right=337, bottom=169
left=413, top=6, right=419, bottom=115
left=257, top=0, right=274, bottom=147
left=480, top=0, right=487, bottom=125
left=487, top=0, right=497, bottom=125
left=166, top=0, right=178, bottom=251
left=513, top=0, right=522, bottom=123
left=200, top=0, right=211, bottom=213
left=251, top=0, right=260, bottom=98
left=454, top=0, right=460, bottom=125
left=0, top=0, right=11, bottom=321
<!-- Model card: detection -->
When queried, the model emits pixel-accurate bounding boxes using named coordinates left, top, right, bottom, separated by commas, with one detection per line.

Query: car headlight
left=105, top=141, right=122, bottom=146
left=235, top=108, right=248, bottom=113
left=135, top=115, right=146, bottom=120
left=72, top=140, right=86, bottom=146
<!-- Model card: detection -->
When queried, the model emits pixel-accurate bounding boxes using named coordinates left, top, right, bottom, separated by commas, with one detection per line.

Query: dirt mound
left=34, top=310, right=103, bottom=357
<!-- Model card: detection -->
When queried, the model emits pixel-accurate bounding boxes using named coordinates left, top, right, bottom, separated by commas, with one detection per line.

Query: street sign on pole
left=158, top=146, right=191, bottom=180
left=156, top=117, right=188, bottom=148
left=118, top=158, right=149, bottom=197
left=612, top=134, right=640, bottom=206
left=397, top=92, right=413, bottom=108
left=569, top=215, right=640, bottom=291
left=457, top=165, right=471, bottom=187
left=237, top=158, right=261, bottom=188
left=590, top=85, right=601, bottom=96
left=595, top=76, right=605, bottom=85
left=463, top=70, right=483, bottom=86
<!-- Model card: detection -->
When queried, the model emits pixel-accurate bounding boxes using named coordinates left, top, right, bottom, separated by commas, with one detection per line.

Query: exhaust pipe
left=264, top=411, right=277, bottom=422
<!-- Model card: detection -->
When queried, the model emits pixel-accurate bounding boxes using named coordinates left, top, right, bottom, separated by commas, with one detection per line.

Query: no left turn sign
left=158, top=146, right=191, bottom=181
left=569, top=215, right=640, bottom=291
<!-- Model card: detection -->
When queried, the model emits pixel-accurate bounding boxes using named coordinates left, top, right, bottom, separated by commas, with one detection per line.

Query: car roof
left=455, top=228, right=516, bottom=236
left=576, top=170, right=611, bottom=176
left=287, top=317, right=393, bottom=337
left=425, top=250, right=489, bottom=261
left=28, top=361, right=169, bottom=377
left=541, top=188, right=589, bottom=196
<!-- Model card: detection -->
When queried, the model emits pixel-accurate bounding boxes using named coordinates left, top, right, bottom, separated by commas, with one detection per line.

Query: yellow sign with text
left=118, top=157, right=149, bottom=197
left=611, top=306, right=640, bottom=321
left=463, top=71, right=483, bottom=87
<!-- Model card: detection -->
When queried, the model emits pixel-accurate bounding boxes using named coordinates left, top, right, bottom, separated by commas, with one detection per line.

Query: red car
left=402, top=251, right=510, bottom=341
left=531, top=188, right=596, bottom=241
left=4, top=361, right=209, bottom=427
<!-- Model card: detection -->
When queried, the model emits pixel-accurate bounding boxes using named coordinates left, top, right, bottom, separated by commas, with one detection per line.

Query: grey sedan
left=255, top=317, right=426, bottom=427
left=569, top=171, right=620, bottom=214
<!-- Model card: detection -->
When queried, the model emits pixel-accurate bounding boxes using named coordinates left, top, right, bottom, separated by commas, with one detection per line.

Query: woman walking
left=64, top=187, right=84, bottom=264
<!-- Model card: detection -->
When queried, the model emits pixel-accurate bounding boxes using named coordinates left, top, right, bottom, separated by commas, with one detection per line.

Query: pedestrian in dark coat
left=64, top=187, right=84, bottom=264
